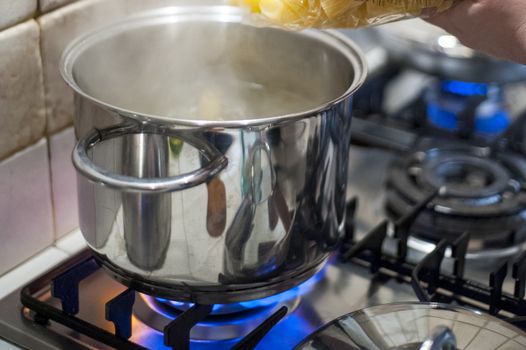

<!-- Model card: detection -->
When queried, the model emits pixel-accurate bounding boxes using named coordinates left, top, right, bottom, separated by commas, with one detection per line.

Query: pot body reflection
left=75, top=101, right=353, bottom=303
left=64, top=6, right=366, bottom=303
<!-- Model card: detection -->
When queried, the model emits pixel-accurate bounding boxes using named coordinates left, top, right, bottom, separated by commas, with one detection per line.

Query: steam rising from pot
left=71, top=16, right=352, bottom=121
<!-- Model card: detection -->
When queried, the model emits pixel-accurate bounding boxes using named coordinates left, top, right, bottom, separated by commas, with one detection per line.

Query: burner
left=385, top=143, right=526, bottom=258
left=426, top=80, right=510, bottom=138
left=133, top=269, right=323, bottom=341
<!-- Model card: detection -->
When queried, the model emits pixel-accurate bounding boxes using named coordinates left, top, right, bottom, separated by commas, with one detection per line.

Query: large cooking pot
left=61, top=6, right=366, bottom=303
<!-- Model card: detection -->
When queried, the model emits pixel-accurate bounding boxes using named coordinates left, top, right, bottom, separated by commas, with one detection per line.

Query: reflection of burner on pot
left=385, top=143, right=526, bottom=258
left=133, top=270, right=323, bottom=341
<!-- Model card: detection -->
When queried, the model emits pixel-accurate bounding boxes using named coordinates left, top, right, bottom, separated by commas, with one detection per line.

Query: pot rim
left=60, top=5, right=367, bottom=128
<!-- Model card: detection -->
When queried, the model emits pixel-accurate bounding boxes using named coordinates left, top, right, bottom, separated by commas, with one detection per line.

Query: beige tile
left=38, top=0, right=231, bottom=134
left=38, top=0, right=129, bottom=134
left=0, top=139, right=54, bottom=276
left=54, top=228, right=87, bottom=255
left=0, top=20, right=46, bottom=161
left=0, top=0, right=36, bottom=30
left=39, top=0, right=77, bottom=13
left=49, top=127, right=78, bottom=238
left=0, top=247, right=69, bottom=298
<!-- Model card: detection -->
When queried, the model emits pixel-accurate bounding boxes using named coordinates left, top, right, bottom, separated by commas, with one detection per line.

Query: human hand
left=427, top=0, right=526, bottom=64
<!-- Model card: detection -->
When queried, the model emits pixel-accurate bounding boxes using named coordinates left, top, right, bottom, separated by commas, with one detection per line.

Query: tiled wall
left=0, top=0, right=223, bottom=276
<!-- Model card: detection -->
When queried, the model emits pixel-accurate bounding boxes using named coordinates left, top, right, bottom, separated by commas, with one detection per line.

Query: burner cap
left=385, top=143, right=526, bottom=256
left=421, top=153, right=511, bottom=199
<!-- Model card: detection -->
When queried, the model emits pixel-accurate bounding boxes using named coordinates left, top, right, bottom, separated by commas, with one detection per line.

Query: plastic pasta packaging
left=233, top=0, right=457, bottom=29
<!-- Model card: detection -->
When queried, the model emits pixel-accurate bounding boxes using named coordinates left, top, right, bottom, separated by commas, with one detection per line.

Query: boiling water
left=166, top=79, right=322, bottom=121
left=72, top=21, right=352, bottom=122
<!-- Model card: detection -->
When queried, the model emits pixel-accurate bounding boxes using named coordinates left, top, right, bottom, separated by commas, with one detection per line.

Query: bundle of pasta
left=233, top=0, right=456, bottom=29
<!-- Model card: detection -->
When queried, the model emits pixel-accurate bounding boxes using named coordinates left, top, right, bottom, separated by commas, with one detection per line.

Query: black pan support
left=20, top=250, right=287, bottom=350
left=342, top=193, right=526, bottom=320
left=18, top=191, right=526, bottom=350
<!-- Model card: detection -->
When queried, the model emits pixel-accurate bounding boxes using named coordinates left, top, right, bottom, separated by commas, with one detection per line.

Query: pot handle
left=72, top=125, right=228, bottom=193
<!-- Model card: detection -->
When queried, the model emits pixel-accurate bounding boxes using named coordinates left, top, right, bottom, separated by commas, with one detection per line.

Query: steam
left=71, top=12, right=352, bottom=121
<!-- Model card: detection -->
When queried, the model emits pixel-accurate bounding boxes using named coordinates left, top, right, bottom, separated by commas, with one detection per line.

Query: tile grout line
left=37, top=10, right=61, bottom=244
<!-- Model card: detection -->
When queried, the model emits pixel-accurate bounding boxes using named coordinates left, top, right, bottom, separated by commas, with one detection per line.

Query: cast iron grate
left=341, top=192, right=526, bottom=324
left=19, top=183, right=526, bottom=348
left=20, top=251, right=286, bottom=350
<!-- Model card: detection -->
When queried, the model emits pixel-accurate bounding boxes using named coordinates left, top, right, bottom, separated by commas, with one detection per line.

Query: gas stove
left=0, top=246, right=418, bottom=350
left=3, top=28, right=526, bottom=350
left=1, top=142, right=526, bottom=349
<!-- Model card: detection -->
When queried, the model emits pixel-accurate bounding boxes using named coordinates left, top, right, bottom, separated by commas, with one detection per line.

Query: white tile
left=49, top=127, right=78, bottom=238
left=0, top=247, right=68, bottom=300
left=0, top=0, right=36, bottom=31
left=0, top=20, right=46, bottom=160
left=0, top=139, right=54, bottom=276
left=54, top=228, right=86, bottom=255
left=39, top=0, right=77, bottom=13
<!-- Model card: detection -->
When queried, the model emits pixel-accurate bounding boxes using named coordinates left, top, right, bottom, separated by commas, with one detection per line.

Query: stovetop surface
left=0, top=255, right=416, bottom=350
left=0, top=146, right=415, bottom=350
left=0, top=145, right=520, bottom=350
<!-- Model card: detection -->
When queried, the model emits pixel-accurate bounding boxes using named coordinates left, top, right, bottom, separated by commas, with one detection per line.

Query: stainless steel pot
left=61, top=6, right=366, bottom=303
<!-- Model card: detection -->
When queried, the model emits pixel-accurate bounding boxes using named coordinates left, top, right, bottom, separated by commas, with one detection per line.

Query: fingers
left=421, top=0, right=526, bottom=63
left=425, top=0, right=474, bottom=36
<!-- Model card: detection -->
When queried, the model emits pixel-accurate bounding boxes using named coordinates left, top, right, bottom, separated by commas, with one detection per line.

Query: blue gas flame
left=155, top=268, right=325, bottom=316
left=427, top=80, right=509, bottom=135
